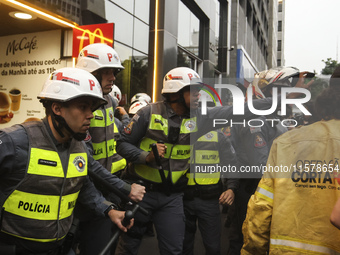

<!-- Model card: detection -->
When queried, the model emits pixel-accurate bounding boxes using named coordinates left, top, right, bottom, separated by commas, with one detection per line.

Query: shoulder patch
left=124, top=121, right=134, bottom=135
left=254, top=134, right=266, bottom=148
left=221, top=126, right=231, bottom=137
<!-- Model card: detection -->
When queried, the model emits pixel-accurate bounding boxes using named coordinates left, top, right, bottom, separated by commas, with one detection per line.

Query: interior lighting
left=9, top=11, right=34, bottom=20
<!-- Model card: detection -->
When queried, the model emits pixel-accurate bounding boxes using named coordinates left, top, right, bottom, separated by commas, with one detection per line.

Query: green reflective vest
left=90, top=95, right=126, bottom=174
left=134, top=102, right=197, bottom=184
left=1, top=122, right=87, bottom=242
left=187, top=131, right=221, bottom=185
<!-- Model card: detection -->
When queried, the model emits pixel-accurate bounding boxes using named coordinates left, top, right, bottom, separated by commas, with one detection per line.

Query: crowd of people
left=1, top=42, right=340, bottom=255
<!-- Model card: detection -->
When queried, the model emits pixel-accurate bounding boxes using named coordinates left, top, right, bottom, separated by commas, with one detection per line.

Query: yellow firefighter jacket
left=241, top=120, right=340, bottom=255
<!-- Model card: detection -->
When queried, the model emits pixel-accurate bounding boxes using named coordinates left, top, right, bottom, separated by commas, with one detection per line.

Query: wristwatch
left=104, top=203, right=119, bottom=217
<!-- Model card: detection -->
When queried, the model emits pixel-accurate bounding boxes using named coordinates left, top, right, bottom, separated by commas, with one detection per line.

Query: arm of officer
left=217, top=131, right=239, bottom=205
left=0, top=130, right=17, bottom=176
left=88, top=154, right=145, bottom=202
left=116, top=105, right=151, bottom=164
left=77, top=176, right=133, bottom=232
left=116, top=107, right=130, bottom=127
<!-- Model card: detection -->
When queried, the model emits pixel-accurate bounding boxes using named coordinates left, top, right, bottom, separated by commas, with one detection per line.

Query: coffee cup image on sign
left=9, top=88, right=21, bottom=112
left=0, top=92, right=14, bottom=124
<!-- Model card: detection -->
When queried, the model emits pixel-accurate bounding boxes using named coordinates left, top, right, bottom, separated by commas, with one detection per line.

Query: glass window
left=177, top=47, right=202, bottom=72
left=134, top=0, right=150, bottom=24
left=178, top=1, right=200, bottom=57
left=133, top=18, right=149, bottom=54
left=278, top=2, right=282, bottom=12
left=278, top=20, right=282, bottom=32
left=214, top=0, right=220, bottom=69
left=107, top=0, right=133, bottom=13
left=277, top=40, right=282, bottom=51
left=130, top=50, right=149, bottom=102
left=113, top=42, right=133, bottom=106
left=105, top=1, right=133, bottom=46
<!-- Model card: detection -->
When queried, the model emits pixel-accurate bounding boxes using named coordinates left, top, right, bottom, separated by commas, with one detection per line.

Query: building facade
left=1, top=0, right=284, bottom=106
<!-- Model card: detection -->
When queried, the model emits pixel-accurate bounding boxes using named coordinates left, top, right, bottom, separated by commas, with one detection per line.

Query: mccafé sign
left=72, top=23, right=114, bottom=57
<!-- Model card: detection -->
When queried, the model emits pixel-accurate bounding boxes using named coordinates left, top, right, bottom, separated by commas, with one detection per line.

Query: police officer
left=75, top=43, right=145, bottom=255
left=227, top=66, right=315, bottom=255
left=241, top=67, right=340, bottom=254
left=114, top=67, right=275, bottom=255
left=183, top=127, right=239, bottom=255
left=76, top=43, right=132, bottom=176
left=0, top=67, right=133, bottom=255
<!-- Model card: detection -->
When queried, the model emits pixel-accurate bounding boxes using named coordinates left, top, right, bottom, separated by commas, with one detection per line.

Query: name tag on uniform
left=95, top=116, right=103, bottom=120
left=38, top=159, right=57, bottom=167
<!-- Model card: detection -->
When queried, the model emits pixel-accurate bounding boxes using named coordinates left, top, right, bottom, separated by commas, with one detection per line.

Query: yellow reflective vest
left=1, top=122, right=87, bottom=242
left=134, top=102, right=197, bottom=184
left=90, top=94, right=126, bottom=174
left=241, top=120, right=340, bottom=255
left=187, top=131, right=221, bottom=185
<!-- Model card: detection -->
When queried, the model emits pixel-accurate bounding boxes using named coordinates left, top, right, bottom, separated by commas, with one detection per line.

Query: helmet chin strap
left=166, top=92, right=190, bottom=110
left=52, top=114, right=87, bottom=141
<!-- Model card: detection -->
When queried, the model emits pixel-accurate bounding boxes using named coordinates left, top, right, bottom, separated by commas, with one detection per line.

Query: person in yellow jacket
left=241, top=69, right=340, bottom=254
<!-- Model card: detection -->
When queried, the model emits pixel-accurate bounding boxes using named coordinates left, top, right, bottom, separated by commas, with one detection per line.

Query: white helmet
left=162, top=67, right=203, bottom=94
left=251, top=66, right=304, bottom=99
left=130, top=93, right=152, bottom=104
left=129, top=100, right=148, bottom=115
left=76, top=43, right=124, bottom=73
left=110, top=85, right=122, bottom=103
left=38, top=67, right=107, bottom=111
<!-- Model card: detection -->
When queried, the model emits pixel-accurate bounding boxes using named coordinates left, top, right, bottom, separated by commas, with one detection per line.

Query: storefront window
left=130, top=50, right=149, bottom=102
left=178, top=1, right=200, bottom=57
left=114, top=42, right=133, bottom=106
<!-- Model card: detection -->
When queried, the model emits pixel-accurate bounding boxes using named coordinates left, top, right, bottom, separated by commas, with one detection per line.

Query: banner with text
left=0, top=30, right=68, bottom=127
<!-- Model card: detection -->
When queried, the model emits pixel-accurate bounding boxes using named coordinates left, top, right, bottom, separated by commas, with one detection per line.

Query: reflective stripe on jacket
left=1, top=121, right=87, bottom=242
left=111, top=120, right=127, bottom=174
left=134, top=102, right=197, bottom=184
left=241, top=120, right=340, bottom=255
left=187, top=131, right=220, bottom=185
left=90, top=94, right=126, bottom=174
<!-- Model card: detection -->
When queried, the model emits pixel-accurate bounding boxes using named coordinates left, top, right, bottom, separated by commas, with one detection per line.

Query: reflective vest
left=187, top=131, right=221, bottom=185
left=90, top=94, right=126, bottom=174
left=134, top=102, right=197, bottom=184
left=1, top=121, right=87, bottom=242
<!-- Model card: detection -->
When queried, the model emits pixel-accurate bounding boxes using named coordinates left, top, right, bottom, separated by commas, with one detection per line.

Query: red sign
left=72, top=23, right=114, bottom=58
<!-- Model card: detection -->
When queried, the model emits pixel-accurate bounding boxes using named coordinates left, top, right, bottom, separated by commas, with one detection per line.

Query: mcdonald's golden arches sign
left=72, top=23, right=114, bottom=58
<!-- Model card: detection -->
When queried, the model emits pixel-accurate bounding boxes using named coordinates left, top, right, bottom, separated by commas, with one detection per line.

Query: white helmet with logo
left=251, top=66, right=313, bottom=99
left=130, top=93, right=152, bottom=104
left=162, top=67, right=203, bottom=94
left=129, top=100, right=148, bottom=115
left=109, top=85, right=122, bottom=104
left=76, top=43, right=124, bottom=73
left=38, top=67, right=107, bottom=111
